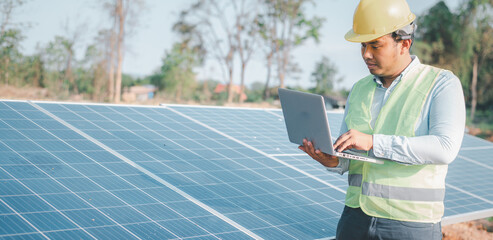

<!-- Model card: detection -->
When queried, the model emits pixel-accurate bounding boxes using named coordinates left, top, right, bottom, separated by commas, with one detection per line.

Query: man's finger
left=298, top=145, right=306, bottom=152
left=337, top=138, right=354, bottom=152
left=335, top=135, right=349, bottom=152
left=315, top=149, right=327, bottom=158
left=301, top=139, right=317, bottom=159
left=305, top=139, right=314, bottom=152
left=334, top=133, right=349, bottom=150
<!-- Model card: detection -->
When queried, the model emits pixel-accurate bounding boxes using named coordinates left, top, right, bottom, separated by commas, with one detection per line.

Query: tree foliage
left=256, top=0, right=324, bottom=91
left=310, top=56, right=341, bottom=96
left=414, top=0, right=493, bottom=122
left=152, top=43, right=198, bottom=101
left=3, top=0, right=492, bottom=114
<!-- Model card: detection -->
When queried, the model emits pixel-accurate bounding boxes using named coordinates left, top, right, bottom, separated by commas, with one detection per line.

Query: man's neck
left=380, top=56, right=413, bottom=88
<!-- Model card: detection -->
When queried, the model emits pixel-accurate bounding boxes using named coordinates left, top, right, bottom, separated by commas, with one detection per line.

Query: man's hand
left=299, top=139, right=339, bottom=167
left=334, top=129, right=373, bottom=152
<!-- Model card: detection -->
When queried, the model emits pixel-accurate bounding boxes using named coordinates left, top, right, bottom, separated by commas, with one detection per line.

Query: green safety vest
left=345, top=63, right=448, bottom=223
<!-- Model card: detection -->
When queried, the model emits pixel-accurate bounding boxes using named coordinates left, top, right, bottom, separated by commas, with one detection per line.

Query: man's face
left=360, top=35, right=402, bottom=78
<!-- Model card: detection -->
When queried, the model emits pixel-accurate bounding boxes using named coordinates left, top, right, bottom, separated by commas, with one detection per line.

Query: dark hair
left=391, top=33, right=414, bottom=51
left=391, top=32, right=415, bottom=43
left=391, top=22, right=416, bottom=49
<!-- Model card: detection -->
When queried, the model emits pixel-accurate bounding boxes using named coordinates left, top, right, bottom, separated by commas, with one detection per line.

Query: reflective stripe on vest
left=348, top=174, right=362, bottom=187
left=362, top=182, right=446, bottom=202
left=345, top=63, right=449, bottom=223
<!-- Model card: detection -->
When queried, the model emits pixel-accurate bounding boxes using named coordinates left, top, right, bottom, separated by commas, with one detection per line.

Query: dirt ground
left=0, top=84, right=51, bottom=100
left=443, top=219, right=493, bottom=239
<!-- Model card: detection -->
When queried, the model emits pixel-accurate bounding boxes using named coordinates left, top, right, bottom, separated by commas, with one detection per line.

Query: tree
left=23, top=54, right=44, bottom=88
left=455, top=0, right=493, bottom=122
left=60, top=23, right=83, bottom=95
left=271, top=0, right=323, bottom=89
left=103, top=1, right=117, bottom=102
left=310, top=56, right=341, bottom=95
left=414, top=1, right=459, bottom=70
left=41, top=36, right=69, bottom=94
left=80, top=43, right=107, bottom=101
left=155, top=43, right=198, bottom=101
left=178, top=0, right=246, bottom=103
left=0, top=28, right=23, bottom=85
left=161, top=9, right=207, bottom=102
left=103, top=0, right=145, bottom=103
left=416, top=0, right=493, bottom=122
left=0, top=0, right=25, bottom=35
left=256, top=6, right=277, bottom=99
left=257, top=0, right=323, bottom=93
left=114, top=0, right=124, bottom=103
left=232, top=0, right=259, bottom=103
left=93, top=28, right=116, bottom=102
left=0, top=0, right=25, bottom=86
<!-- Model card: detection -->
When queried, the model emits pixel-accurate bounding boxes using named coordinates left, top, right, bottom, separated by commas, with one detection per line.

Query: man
left=299, top=0, right=465, bottom=239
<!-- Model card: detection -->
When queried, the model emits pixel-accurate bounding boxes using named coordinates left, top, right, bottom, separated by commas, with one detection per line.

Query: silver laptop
left=278, top=88, right=384, bottom=164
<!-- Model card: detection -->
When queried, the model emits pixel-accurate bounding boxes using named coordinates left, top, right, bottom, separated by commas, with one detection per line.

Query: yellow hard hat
left=345, top=0, right=416, bottom=43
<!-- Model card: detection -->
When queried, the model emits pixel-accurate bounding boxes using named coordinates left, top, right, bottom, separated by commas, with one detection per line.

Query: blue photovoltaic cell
left=53, top=102, right=342, bottom=237
left=166, top=107, right=347, bottom=184
left=35, top=102, right=345, bottom=239
left=167, top=105, right=493, bottom=221
left=460, top=134, right=493, bottom=149
left=1, top=100, right=492, bottom=239
left=0, top=101, right=251, bottom=239
left=165, top=107, right=297, bottom=155
left=444, top=155, right=493, bottom=215
left=274, top=155, right=348, bottom=190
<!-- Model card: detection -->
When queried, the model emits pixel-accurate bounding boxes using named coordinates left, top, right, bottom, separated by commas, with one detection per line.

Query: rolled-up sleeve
left=326, top=157, right=350, bottom=175
left=373, top=71, right=465, bottom=165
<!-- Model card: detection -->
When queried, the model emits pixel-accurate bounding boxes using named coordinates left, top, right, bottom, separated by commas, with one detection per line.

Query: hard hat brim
left=344, top=29, right=388, bottom=43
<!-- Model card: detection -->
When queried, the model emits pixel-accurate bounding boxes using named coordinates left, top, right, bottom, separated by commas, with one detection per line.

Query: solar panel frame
left=1, top=99, right=492, bottom=239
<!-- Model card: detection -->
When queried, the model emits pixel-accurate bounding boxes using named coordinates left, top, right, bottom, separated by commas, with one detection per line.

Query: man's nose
left=362, top=45, right=372, bottom=59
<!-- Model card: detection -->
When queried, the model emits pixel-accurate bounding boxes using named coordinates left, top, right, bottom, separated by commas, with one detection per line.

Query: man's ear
left=400, top=39, right=412, bottom=54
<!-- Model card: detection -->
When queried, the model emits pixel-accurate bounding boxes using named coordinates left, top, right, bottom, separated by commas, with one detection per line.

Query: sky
left=15, top=0, right=461, bottom=90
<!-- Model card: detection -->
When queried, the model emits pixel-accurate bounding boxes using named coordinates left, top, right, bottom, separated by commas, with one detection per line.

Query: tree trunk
left=280, top=15, right=294, bottom=89
left=470, top=54, right=478, bottom=122
left=108, top=44, right=115, bottom=102
left=32, top=59, right=40, bottom=88
left=275, top=17, right=284, bottom=89
left=93, top=67, right=100, bottom=101
left=65, top=52, right=78, bottom=94
left=175, top=71, right=182, bottom=102
left=114, top=0, right=124, bottom=103
left=227, top=66, right=234, bottom=103
left=263, top=52, right=273, bottom=100
left=226, top=45, right=235, bottom=103
left=239, top=62, right=246, bottom=103
left=108, top=19, right=117, bottom=102
left=203, top=79, right=210, bottom=102
left=4, top=57, right=9, bottom=86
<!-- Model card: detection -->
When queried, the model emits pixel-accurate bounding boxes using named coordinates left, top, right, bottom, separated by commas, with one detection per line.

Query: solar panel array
left=0, top=100, right=492, bottom=239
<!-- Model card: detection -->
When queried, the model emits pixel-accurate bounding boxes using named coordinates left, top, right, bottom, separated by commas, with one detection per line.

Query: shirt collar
left=373, top=55, right=420, bottom=87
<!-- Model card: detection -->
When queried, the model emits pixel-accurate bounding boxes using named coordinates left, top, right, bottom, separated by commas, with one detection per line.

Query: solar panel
left=1, top=101, right=253, bottom=239
left=165, top=104, right=493, bottom=226
left=1, top=100, right=492, bottom=239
